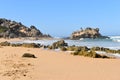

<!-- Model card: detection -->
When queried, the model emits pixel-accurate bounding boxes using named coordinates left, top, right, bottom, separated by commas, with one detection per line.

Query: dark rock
left=52, top=40, right=68, bottom=49
left=22, top=53, right=36, bottom=58
left=60, top=47, right=67, bottom=51
left=11, top=43, right=22, bottom=47
left=0, top=41, right=10, bottom=46
left=72, top=49, right=109, bottom=58
left=21, top=43, right=41, bottom=48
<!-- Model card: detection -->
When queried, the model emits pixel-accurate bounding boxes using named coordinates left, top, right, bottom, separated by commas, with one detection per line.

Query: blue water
left=10, top=36, right=120, bottom=58
left=11, top=36, right=120, bottom=50
left=65, top=38, right=120, bottom=50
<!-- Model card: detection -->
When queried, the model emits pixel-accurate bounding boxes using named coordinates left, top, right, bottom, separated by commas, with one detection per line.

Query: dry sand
left=0, top=38, right=23, bottom=43
left=0, top=46, right=120, bottom=80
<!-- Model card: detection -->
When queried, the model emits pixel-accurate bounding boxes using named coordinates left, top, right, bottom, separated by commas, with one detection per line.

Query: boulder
left=22, top=53, right=36, bottom=58
left=0, top=41, right=10, bottom=46
left=52, top=40, right=68, bottom=49
left=21, top=43, right=41, bottom=48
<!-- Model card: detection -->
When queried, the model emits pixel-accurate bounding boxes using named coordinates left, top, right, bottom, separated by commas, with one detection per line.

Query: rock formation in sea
left=0, top=18, right=51, bottom=38
left=70, top=27, right=109, bottom=39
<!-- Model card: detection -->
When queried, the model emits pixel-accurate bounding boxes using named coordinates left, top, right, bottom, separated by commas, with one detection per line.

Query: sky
left=0, top=0, right=120, bottom=37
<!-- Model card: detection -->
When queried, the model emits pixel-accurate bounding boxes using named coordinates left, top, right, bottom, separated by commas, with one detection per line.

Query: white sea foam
left=113, top=54, right=120, bottom=58
left=11, top=36, right=120, bottom=50
left=110, top=36, right=120, bottom=39
left=10, top=38, right=120, bottom=58
left=110, top=36, right=120, bottom=42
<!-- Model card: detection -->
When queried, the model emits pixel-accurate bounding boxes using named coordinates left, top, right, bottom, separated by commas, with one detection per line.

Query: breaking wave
left=110, top=36, right=120, bottom=42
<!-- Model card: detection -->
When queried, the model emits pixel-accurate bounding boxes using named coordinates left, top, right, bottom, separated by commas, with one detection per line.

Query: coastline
left=0, top=38, right=120, bottom=80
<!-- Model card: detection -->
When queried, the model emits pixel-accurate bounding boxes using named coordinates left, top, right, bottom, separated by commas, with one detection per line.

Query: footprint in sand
left=0, top=59, right=34, bottom=80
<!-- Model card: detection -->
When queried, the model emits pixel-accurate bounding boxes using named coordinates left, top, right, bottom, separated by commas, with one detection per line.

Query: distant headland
left=0, top=18, right=51, bottom=39
left=0, top=18, right=109, bottom=39
left=70, top=27, right=109, bottom=40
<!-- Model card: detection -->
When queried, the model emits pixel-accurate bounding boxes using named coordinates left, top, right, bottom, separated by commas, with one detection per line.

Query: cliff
left=70, top=27, right=109, bottom=39
left=0, top=18, right=51, bottom=38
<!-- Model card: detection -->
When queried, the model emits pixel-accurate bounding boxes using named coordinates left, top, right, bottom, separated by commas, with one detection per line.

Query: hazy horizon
left=0, top=0, right=120, bottom=37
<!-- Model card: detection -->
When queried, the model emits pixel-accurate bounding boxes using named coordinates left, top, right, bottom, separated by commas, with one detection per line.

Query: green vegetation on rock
left=0, top=41, right=10, bottom=46
left=21, top=43, right=41, bottom=48
left=0, top=18, right=51, bottom=38
left=0, top=26, right=8, bottom=33
left=51, top=40, right=68, bottom=49
left=72, top=49, right=109, bottom=58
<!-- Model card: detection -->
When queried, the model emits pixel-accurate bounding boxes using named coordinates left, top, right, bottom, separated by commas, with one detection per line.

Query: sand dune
left=0, top=46, right=120, bottom=80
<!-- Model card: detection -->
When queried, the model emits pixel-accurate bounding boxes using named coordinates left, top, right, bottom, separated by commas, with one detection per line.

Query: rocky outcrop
left=52, top=40, right=68, bottom=47
left=70, top=27, right=109, bottom=39
left=0, top=18, right=51, bottom=38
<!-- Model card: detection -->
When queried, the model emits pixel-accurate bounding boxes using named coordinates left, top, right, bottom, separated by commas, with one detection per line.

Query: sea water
left=11, top=36, right=120, bottom=50
left=11, top=36, right=120, bottom=58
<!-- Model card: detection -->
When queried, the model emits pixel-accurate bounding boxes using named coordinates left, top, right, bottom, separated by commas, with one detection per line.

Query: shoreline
left=0, top=38, right=120, bottom=80
left=3, top=37, right=120, bottom=50
left=0, top=37, right=120, bottom=80
left=0, top=38, right=120, bottom=59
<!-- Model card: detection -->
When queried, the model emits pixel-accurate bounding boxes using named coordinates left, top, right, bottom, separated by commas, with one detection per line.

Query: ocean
left=12, top=36, right=120, bottom=50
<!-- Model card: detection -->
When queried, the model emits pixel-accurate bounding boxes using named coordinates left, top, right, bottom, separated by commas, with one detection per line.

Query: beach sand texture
left=0, top=46, right=120, bottom=80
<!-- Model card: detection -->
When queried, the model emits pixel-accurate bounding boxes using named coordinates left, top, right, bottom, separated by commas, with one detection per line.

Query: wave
left=110, top=36, right=120, bottom=39
left=113, top=39, right=120, bottom=42
left=109, top=36, right=120, bottom=42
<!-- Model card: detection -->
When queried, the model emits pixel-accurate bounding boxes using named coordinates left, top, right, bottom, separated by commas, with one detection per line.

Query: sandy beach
left=0, top=38, right=23, bottom=43
left=1, top=0, right=120, bottom=79
left=0, top=45, right=120, bottom=80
